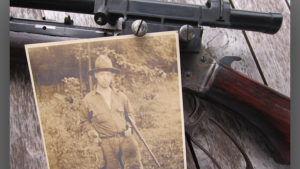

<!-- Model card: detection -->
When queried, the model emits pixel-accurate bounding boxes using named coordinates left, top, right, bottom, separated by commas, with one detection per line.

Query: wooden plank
left=231, top=0, right=291, bottom=97
left=42, top=10, right=99, bottom=28
left=9, top=0, right=290, bottom=168
left=10, top=7, right=45, bottom=20
left=191, top=97, right=290, bottom=169
left=10, top=60, right=49, bottom=169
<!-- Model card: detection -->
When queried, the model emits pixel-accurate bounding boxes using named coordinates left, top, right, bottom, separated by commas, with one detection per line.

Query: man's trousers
left=100, top=135, right=143, bottom=169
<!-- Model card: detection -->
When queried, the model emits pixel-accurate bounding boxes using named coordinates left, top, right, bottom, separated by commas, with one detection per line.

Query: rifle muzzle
left=230, top=10, right=283, bottom=34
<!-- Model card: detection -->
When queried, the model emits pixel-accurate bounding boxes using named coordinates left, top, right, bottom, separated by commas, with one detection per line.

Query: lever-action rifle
left=10, top=0, right=290, bottom=166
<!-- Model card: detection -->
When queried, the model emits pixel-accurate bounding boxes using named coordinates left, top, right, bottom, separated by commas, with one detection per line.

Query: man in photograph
left=81, top=54, right=143, bottom=169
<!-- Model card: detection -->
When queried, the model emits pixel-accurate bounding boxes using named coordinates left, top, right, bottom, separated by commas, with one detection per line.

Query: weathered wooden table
left=9, top=0, right=290, bottom=168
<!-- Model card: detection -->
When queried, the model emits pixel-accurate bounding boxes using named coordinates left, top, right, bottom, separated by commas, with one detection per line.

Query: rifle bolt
left=179, top=25, right=195, bottom=41
left=131, top=20, right=148, bottom=37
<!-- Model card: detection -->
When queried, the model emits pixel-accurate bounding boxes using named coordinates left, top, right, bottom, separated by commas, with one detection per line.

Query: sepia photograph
left=25, top=31, right=186, bottom=169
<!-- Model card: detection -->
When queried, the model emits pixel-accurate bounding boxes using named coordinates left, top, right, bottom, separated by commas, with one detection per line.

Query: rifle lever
left=184, top=91, right=254, bottom=169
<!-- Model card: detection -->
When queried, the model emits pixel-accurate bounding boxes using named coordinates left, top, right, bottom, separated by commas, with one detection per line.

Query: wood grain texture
left=231, top=0, right=291, bottom=97
left=190, top=97, right=290, bottom=169
left=9, top=0, right=290, bottom=168
left=10, top=74, right=48, bottom=169
left=205, top=63, right=290, bottom=164
left=10, top=7, right=44, bottom=20
left=10, top=32, right=77, bottom=169
left=185, top=138, right=198, bottom=169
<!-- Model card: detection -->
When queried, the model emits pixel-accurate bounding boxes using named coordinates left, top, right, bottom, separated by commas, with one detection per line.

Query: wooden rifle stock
left=203, top=63, right=290, bottom=164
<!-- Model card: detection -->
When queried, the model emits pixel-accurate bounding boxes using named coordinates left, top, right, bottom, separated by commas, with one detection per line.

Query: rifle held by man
left=127, top=116, right=161, bottom=168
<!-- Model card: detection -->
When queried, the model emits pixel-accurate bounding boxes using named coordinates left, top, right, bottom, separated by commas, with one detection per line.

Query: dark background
left=1, top=0, right=9, bottom=168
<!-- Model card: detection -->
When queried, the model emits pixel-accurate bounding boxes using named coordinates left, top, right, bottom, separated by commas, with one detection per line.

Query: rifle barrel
left=10, top=0, right=283, bottom=34
left=128, top=117, right=161, bottom=168
left=10, top=0, right=95, bottom=14
left=229, top=10, right=283, bottom=34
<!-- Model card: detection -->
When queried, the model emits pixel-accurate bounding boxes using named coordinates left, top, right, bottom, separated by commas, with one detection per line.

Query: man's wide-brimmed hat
left=89, top=55, right=120, bottom=74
